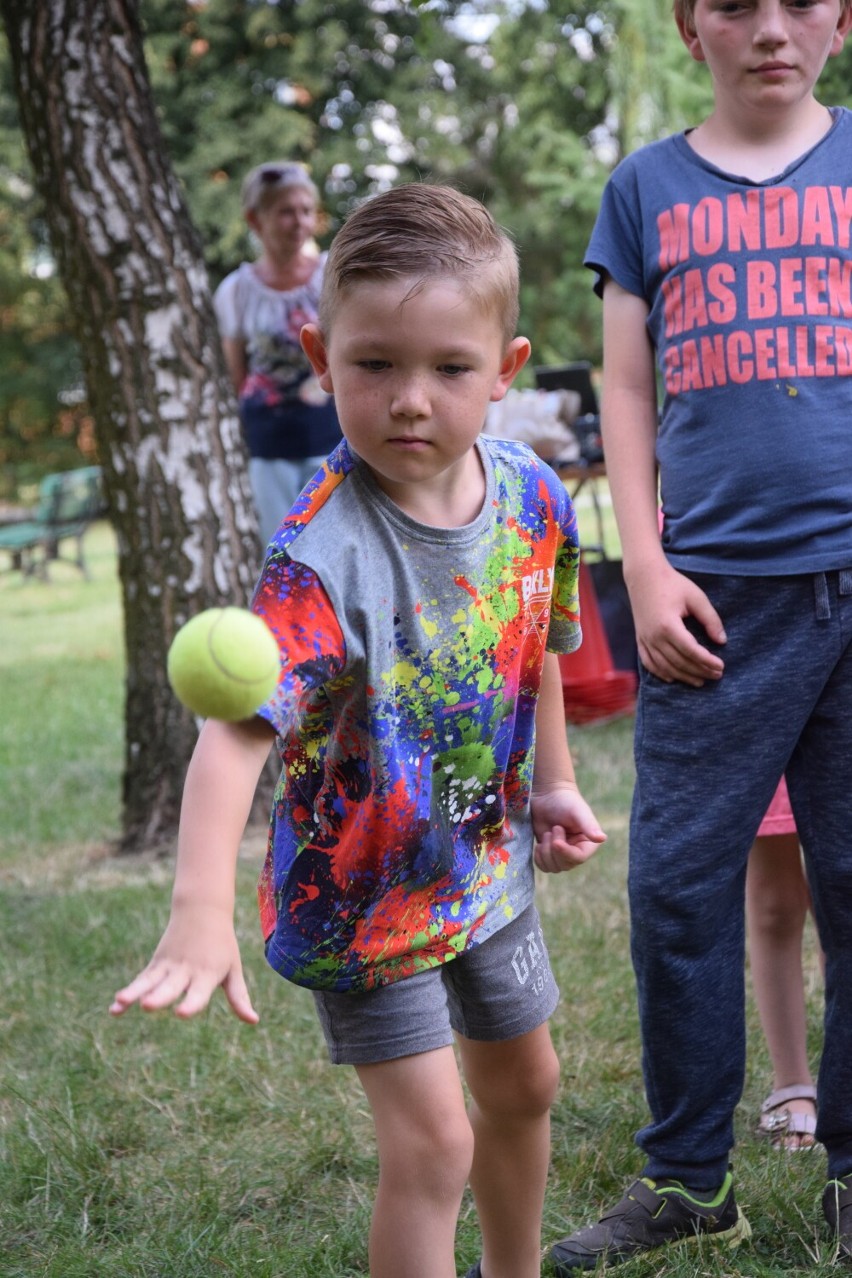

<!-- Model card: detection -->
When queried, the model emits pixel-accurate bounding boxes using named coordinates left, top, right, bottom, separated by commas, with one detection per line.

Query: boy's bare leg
left=356, top=1046, right=473, bottom=1278
left=457, top=1023, right=560, bottom=1278
left=746, top=833, right=817, bottom=1148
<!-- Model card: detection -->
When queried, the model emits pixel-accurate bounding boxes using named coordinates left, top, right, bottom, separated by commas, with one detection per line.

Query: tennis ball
left=167, top=607, right=280, bottom=721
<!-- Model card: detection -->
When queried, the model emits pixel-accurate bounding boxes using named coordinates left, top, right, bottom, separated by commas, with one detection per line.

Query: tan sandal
left=758, top=1084, right=818, bottom=1151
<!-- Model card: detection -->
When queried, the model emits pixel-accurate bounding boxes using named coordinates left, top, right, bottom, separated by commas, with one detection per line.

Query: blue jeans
left=630, top=570, right=852, bottom=1188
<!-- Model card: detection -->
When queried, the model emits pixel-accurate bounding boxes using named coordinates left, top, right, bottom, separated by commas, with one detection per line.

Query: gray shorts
left=312, top=903, right=559, bottom=1065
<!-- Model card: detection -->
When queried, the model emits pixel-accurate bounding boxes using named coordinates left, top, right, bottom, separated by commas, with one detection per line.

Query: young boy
left=111, top=183, right=606, bottom=1278
left=550, top=1, right=852, bottom=1272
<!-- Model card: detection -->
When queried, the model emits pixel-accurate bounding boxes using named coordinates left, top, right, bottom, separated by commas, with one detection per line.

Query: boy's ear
left=300, top=323, right=334, bottom=393
left=675, top=13, right=704, bottom=62
left=490, top=336, right=531, bottom=402
left=831, top=4, right=852, bottom=54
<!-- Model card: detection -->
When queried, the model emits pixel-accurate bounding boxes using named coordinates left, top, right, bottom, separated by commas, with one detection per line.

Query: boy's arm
left=109, top=715, right=275, bottom=1023
left=601, top=279, right=726, bottom=686
left=531, top=651, right=606, bottom=874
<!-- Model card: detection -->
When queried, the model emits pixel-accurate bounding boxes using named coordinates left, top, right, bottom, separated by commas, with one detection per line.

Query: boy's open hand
left=109, top=904, right=259, bottom=1025
left=627, top=559, right=726, bottom=687
left=532, top=783, right=606, bottom=874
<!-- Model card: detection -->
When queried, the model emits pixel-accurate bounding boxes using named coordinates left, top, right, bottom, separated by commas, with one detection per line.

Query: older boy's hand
left=532, top=783, right=606, bottom=874
left=109, top=904, right=259, bottom=1025
left=626, top=559, right=727, bottom=687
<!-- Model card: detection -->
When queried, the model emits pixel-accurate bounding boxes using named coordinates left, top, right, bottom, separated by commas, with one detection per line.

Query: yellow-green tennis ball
left=167, top=607, right=280, bottom=721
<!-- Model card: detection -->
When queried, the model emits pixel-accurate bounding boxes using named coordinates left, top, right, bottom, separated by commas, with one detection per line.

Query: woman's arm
left=220, top=335, right=248, bottom=396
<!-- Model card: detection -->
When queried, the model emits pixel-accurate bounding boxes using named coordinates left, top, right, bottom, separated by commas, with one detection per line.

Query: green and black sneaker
left=550, top=1172, right=751, bottom=1272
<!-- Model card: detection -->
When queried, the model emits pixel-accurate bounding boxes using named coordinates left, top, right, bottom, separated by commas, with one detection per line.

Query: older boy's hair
left=320, top=184, right=520, bottom=342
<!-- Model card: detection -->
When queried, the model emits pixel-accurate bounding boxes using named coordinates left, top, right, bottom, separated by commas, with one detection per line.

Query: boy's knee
left=473, top=1038, right=561, bottom=1120
left=428, top=1114, right=476, bottom=1178
left=378, top=1108, right=474, bottom=1192
left=528, top=1040, right=561, bottom=1113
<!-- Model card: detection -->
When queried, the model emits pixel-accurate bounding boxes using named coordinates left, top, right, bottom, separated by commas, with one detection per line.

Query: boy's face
left=679, top=0, right=851, bottom=109
left=301, top=277, right=529, bottom=510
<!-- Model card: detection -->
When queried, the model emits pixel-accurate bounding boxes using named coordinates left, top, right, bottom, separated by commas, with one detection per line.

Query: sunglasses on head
left=259, top=165, right=306, bottom=184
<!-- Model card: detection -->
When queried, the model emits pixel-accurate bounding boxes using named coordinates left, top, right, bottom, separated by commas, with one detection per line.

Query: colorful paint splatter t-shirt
left=252, top=435, right=581, bottom=992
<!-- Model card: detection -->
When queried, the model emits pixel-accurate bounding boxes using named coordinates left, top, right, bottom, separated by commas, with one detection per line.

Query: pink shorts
left=757, top=776, right=797, bottom=838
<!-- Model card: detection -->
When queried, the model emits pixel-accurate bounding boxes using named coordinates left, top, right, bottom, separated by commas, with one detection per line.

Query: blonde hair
left=241, top=161, right=319, bottom=215
left=320, top=184, right=520, bottom=343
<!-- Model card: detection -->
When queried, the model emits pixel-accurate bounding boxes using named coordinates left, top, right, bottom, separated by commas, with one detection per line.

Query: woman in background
left=214, top=161, right=341, bottom=546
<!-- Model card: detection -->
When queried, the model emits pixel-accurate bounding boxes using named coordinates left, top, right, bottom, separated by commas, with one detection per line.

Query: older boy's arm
left=109, top=716, right=275, bottom=1024
left=601, top=279, right=726, bottom=686
left=531, top=652, right=606, bottom=873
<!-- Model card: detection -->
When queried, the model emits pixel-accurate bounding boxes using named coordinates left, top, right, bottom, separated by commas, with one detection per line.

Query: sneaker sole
left=551, top=1207, right=752, bottom=1273
left=673, top=1206, right=753, bottom=1250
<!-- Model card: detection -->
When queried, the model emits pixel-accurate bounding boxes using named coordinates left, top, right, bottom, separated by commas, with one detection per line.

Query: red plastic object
left=559, top=559, right=637, bottom=724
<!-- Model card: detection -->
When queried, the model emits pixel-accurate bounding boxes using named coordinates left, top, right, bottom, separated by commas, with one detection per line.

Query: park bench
left=0, top=465, right=106, bottom=580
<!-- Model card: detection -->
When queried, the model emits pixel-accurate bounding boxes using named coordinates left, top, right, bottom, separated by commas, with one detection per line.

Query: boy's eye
left=440, top=364, right=470, bottom=377
left=357, top=360, right=390, bottom=372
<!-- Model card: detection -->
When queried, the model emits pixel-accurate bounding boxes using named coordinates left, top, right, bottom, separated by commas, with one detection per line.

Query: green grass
left=0, top=522, right=124, bottom=858
left=0, top=517, right=828, bottom=1277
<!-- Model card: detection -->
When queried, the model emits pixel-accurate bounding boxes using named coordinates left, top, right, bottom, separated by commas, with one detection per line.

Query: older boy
left=550, top=1, right=852, bottom=1271
left=112, top=184, right=605, bottom=1278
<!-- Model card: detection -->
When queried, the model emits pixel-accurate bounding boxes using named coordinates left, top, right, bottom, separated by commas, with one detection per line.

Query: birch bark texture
left=0, top=0, right=263, bottom=851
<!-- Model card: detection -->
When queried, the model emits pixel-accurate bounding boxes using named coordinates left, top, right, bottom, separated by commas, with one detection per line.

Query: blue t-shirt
left=586, top=107, right=852, bottom=574
left=251, top=436, right=581, bottom=992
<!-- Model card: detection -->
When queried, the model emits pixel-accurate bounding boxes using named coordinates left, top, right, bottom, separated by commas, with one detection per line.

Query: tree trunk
left=0, top=0, right=264, bottom=852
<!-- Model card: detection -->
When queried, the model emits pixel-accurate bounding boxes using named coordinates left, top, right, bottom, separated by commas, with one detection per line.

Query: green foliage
left=0, top=44, right=91, bottom=498
left=4, top=0, right=852, bottom=495
left=0, top=0, right=619, bottom=493
left=609, top=0, right=714, bottom=149
left=140, top=0, right=497, bottom=280
left=816, top=28, right=852, bottom=107
left=484, top=5, right=616, bottom=366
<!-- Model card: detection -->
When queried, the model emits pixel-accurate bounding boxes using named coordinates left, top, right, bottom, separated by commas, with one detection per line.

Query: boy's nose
left=391, top=377, right=431, bottom=418
left=754, top=0, right=789, bottom=45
